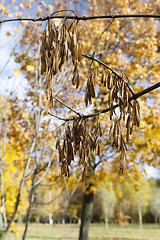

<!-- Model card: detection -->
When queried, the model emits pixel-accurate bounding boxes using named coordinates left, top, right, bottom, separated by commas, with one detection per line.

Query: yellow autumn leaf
left=15, top=12, right=22, bottom=17
left=117, top=190, right=122, bottom=198
left=20, top=2, right=25, bottom=8
left=13, top=69, right=21, bottom=75
left=8, top=13, right=14, bottom=18
left=16, top=231, right=20, bottom=238
left=6, top=31, right=12, bottom=36
left=22, top=113, right=29, bottom=118
left=2, top=7, right=9, bottom=14
left=26, top=4, right=32, bottom=9
left=14, top=6, right=19, bottom=10
left=26, top=65, right=34, bottom=72
left=16, top=28, right=21, bottom=32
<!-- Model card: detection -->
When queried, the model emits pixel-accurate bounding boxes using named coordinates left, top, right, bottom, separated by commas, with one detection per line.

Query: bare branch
left=35, top=187, right=65, bottom=205
left=48, top=112, right=68, bottom=121
left=100, top=18, right=115, bottom=40
left=29, top=159, right=52, bottom=191
left=4, top=137, right=37, bottom=235
left=52, top=95, right=82, bottom=117
left=0, top=14, right=160, bottom=24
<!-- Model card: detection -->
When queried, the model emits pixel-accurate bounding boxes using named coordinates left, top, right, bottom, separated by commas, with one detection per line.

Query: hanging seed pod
left=135, top=100, right=140, bottom=127
left=107, top=71, right=111, bottom=89
left=119, top=150, right=126, bottom=174
left=56, top=138, right=60, bottom=149
left=66, top=165, right=70, bottom=177
left=59, top=147, right=63, bottom=163
left=40, top=53, right=46, bottom=75
left=77, top=44, right=82, bottom=61
left=66, top=124, right=72, bottom=140
left=96, top=142, right=100, bottom=155
left=89, top=81, right=95, bottom=98
left=84, top=87, right=89, bottom=107
left=103, top=75, right=106, bottom=87
left=76, top=72, right=80, bottom=89
left=72, top=71, right=76, bottom=86
left=82, top=167, right=86, bottom=182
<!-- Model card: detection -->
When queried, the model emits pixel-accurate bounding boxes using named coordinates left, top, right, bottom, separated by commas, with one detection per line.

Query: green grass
left=3, top=223, right=160, bottom=240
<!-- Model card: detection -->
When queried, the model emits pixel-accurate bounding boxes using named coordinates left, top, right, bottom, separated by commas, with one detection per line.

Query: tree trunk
left=79, top=184, right=94, bottom=240
left=78, top=217, right=81, bottom=225
left=105, top=202, right=109, bottom=229
left=49, top=213, right=53, bottom=225
left=0, top=118, right=7, bottom=229
left=62, top=216, right=65, bottom=224
left=155, top=215, right=158, bottom=224
left=48, top=191, right=53, bottom=224
left=138, top=204, right=143, bottom=230
left=22, top=171, right=37, bottom=240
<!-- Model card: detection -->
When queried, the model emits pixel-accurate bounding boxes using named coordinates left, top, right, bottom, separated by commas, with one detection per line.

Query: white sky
left=0, top=22, right=28, bottom=98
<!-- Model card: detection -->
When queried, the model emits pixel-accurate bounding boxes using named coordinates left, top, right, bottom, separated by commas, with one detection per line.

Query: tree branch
left=48, top=112, right=68, bottom=121
left=49, top=82, right=160, bottom=122
left=0, top=14, right=160, bottom=24
left=52, top=95, right=82, bottom=117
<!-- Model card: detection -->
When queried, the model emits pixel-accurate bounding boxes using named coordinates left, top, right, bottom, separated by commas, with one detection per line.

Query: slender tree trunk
left=48, top=191, right=53, bottom=224
left=138, top=204, right=143, bottom=230
left=22, top=171, right=37, bottom=240
left=105, top=202, right=109, bottom=229
left=79, top=184, right=94, bottom=240
left=78, top=217, right=81, bottom=225
left=155, top=215, right=158, bottom=224
left=0, top=161, right=7, bottom=229
left=62, top=216, right=65, bottom=225
left=4, top=137, right=36, bottom=237
left=0, top=118, right=7, bottom=229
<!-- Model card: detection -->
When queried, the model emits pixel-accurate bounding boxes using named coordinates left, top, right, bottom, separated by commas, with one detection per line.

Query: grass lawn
left=3, top=223, right=160, bottom=240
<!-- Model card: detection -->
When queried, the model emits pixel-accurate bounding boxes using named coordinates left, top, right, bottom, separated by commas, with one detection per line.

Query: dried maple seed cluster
left=84, top=70, right=96, bottom=106
left=109, top=118, right=127, bottom=174
left=119, top=150, right=126, bottom=174
left=56, top=118, right=102, bottom=181
left=109, top=119, right=127, bottom=151
left=40, top=19, right=81, bottom=101
left=100, top=69, right=141, bottom=172
left=84, top=66, right=140, bottom=173
left=126, top=99, right=140, bottom=142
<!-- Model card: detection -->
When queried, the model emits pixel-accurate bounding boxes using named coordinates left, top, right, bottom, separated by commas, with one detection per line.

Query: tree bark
left=79, top=184, right=94, bottom=240
left=0, top=118, right=7, bottom=229
left=22, top=171, right=37, bottom=240
left=138, top=204, right=143, bottom=230
left=105, top=202, right=109, bottom=229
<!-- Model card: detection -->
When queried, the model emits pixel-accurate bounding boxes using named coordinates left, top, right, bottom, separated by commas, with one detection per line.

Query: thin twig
left=29, top=158, right=52, bottom=191
left=4, top=137, right=37, bottom=235
left=52, top=95, right=82, bottom=116
left=37, top=122, right=66, bottom=139
left=22, top=171, right=37, bottom=240
left=100, top=18, right=115, bottom=40
left=0, top=14, right=160, bottom=24
left=36, top=187, right=65, bottom=205
left=50, top=9, right=77, bottom=18
left=48, top=112, right=68, bottom=121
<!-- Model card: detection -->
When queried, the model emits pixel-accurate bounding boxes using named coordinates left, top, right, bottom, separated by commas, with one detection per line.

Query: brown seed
left=76, top=72, right=80, bottom=89
left=89, top=81, right=95, bottom=98
left=77, top=44, right=82, bottom=61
